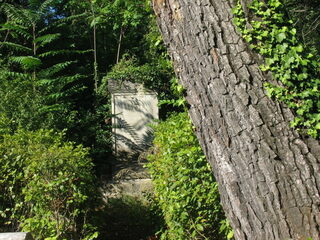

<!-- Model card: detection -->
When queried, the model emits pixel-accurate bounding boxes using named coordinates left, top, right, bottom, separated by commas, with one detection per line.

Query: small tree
left=0, top=0, right=88, bottom=130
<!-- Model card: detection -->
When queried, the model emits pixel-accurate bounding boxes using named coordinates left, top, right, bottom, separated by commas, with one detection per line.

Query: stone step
left=0, top=233, right=33, bottom=240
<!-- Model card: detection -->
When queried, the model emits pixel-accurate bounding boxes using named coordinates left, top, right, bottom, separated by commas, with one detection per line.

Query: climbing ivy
left=233, top=0, right=320, bottom=138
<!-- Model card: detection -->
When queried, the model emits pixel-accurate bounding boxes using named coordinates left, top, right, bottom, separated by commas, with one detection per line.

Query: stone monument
left=108, top=80, right=158, bottom=155
left=0, top=233, right=33, bottom=240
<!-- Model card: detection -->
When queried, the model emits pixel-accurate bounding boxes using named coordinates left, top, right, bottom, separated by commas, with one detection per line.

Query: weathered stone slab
left=100, top=157, right=153, bottom=201
left=102, top=178, right=153, bottom=200
left=0, top=232, right=33, bottom=240
left=108, top=80, right=158, bottom=154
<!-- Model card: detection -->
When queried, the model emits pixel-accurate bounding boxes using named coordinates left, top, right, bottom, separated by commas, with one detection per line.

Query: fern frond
left=63, top=85, right=87, bottom=95
left=38, top=61, right=76, bottom=78
left=38, top=74, right=84, bottom=87
left=1, top=4, right=23, bottom=24
left=47, top=92, right=66, bottom=100
left=0, top=23, right=32, bottom=39
left=0, top=42, right=32, bottom=53
left=26, top=0, right=56, bottom=23
left=46, top=85, right=86, bottom=101
left=39, top=13, right=89, bottom=33
left=28, top=0, right=41, bottom=10
left=36, top=78, right=52, bottom=86
left=54, top=74, right=84, bottom=85
left=37, top=74, right=85, bottom=91
left=20, top=8, right=37, bottom=25
left=38, top=49, right=92, bottom=58
left=37, top=50, right=69, bottom=57
left=39, top=103, right=67, bottom=113
left=1, top=4, right=33, bottom=26
left=10, top=56, right=42, bottom=70
left=0, top=70, right=32, bottom=80
left=38, top=0, right=56, bottom=15
left=34, top=33, right=61, bottom=48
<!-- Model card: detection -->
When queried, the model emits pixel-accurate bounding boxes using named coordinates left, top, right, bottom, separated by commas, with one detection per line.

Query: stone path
left=98, top=154, right=162, bottom=240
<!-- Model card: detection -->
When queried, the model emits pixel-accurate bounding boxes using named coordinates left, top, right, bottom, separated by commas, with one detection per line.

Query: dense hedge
left=0, top=115, right=98, bottom=240
left=147, top=112, right=232, bottom=240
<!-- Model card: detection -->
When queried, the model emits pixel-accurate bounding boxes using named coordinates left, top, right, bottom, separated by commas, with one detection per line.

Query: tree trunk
left=153, top=0, right=320, bottom=239
left=91, top=1, right=99, bottom=93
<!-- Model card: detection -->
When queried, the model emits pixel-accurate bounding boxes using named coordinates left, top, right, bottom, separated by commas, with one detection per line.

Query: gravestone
left=108, top=80, right=158, bottom=155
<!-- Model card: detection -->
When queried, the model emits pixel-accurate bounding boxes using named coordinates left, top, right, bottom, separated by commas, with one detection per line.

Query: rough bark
left=152, top=0, right=320, bottom=239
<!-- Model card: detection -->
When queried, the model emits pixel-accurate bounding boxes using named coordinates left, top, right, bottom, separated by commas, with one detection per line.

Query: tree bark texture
left=153, top=0, right=320, bottom=239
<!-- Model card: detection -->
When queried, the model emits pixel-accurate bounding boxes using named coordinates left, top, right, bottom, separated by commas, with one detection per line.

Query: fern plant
left=0, top=0, right=89, bottom=129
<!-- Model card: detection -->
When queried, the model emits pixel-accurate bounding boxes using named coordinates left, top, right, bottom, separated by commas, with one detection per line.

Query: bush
left=147, top=112, right=232, bottom=240
left=0, top=122, right=98, bottom=240
left=100, top=55, right=173, bottom=100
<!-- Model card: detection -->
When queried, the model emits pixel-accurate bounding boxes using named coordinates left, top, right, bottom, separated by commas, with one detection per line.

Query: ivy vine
left=233, top=0, right=320, bottom=138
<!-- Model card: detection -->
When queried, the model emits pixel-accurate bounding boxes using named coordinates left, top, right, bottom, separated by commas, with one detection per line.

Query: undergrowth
left=0, top=115, right=98, bottom=240
left=147, top=112, right=233, bottom=240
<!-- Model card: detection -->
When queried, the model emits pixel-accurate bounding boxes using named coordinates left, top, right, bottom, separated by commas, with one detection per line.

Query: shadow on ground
left=98, top=196, right=164, bottom=240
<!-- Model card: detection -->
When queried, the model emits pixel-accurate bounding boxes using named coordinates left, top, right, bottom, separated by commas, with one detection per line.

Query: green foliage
left=99, top=12, right=179, bottom=120
left=96, top=0, right=147, bottom=30
left=0, top=121, right=98, bottom=240
left=159, top=78, right=187, bottom=108
left=0, top=1, right=114, bottom=163
left=70, top=0, right=150, bottom=66
left=283, top=0, right=320, bottom=54
left=101, top=55, right=173, bottom=100
left=233, top=0, right=320, bottom=138
left=143, top=15, right=172, bottom=69
left=0, top=1, right=89, bottom=130
left=147, top=112, right=232, bottom=240
left=0, top=69, right=46, bottom=130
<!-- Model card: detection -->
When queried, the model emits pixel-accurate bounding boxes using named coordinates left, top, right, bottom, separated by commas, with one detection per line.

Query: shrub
left=147, top=112, right=232, bottom=240
left=100, top=55, right=173, bottom=100
left=0, top=123, right=98, bottom=240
